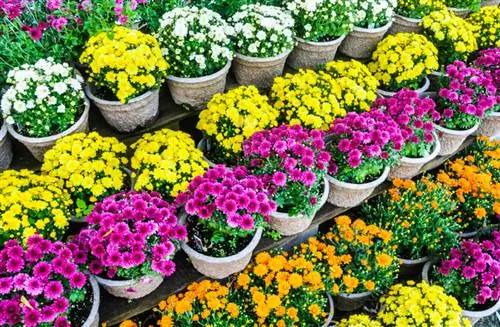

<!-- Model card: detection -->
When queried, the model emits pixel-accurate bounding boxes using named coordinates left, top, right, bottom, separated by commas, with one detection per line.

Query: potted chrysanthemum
left=443, top=0, right=480, bottom=17
left=325, top=110, right=403, bottom=207
left=229, top=4, right=295, bottom=88
left=339, top=0, right=397, bottom=59
left=286, top=0, right=357, bottom=69
left=80, top=26, right=168, bottom=132
left=467, top=6, right=500, bottom=50
left=369, top=33, right=438, bottom=97
left=0, top=235, right=100, bottom=327
left=372, top=89, right=441, bottom=179
left=241, top=124, right=331, bottom=236
left=72, top=191, right=186, bottom=299
left=175, top=165, right=275, bottom=279
left=433, top=61, right=496, bottom=155
left=156, top=7, right=234, bottom=109
left=1, top=58, right=88, bottom=161
left=389, top=0, right=445, bottom=34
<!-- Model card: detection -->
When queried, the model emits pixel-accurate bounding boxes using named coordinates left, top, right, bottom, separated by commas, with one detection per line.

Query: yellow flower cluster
left=271, top=69, right=345, bottom=130
left=368, top=33, right=439, bottom=91
left=197, top=86, right=279, bottom=163
left=80, top=26, right=169, bottom=103
left=42, top=132, right=128, bottom=219
left=396, top=0, right=446, bottom=19
left=323, top=60, right=379, bottom=112
left=131, top=129, right=208, bottom=200
left=0, top=170, right=72, bottom=244
left=467, top=6, right=500, bottom=50
left=337, top=314, right=383, bottom=327
left=378, top=281, right=470, bottom=327
left=420, top=9, right=478, bottom=66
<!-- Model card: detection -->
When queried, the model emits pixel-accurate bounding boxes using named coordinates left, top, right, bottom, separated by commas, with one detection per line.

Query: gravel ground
left=475, top=312, right=500, bottom=327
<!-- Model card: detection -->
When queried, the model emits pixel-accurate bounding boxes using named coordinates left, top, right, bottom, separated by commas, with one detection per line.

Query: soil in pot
left=69, top=283, right=93, bottom=326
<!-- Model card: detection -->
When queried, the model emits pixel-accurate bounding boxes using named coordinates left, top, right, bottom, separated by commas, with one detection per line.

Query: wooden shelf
left=99, top=137, right=475, bottom=326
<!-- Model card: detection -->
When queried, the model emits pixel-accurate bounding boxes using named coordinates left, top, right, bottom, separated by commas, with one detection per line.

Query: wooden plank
left=100, top=137, right=475, bottom=325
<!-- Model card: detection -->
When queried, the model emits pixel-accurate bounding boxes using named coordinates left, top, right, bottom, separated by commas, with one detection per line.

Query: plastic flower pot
left=422, top=259, right=500, bottom=326
left=388, top=14, right=422, bottom=34
left=197, top=138, right=221, bottom=168
left=83, top=276, right=101, bottom=327
left=166, top=61, right=231, bottom=110
left=481, top=0, right=499, bottom=6
left=95, top=274, right=164, bottom=299
left=334, top=291, right=373, bottom=312
left=179, top=213, right=263, bottom=279
left=433, top=123, right=480, bottom=156
left=447, top=7, right=471, bottom=18
left=477, top=112, right=500, bottom=137
left=388, top=135, right=441, bottom=180
left=287, top=36, right=346, bottom=70
left=0, top=121, right=13, bottom=171
left=7, top=97, right=90, bottom=162
left=339, top=22, right=393, bottom=59
left=377, top=77, right=430, bottom=98
left=326, top=166, right=390, bottom=208
left=269, top=177, right=330, bottom=236
left=322, top=293, right=335, bottom=327
left=428, top=71, right=446, bottom=91
left=85, top=86, right=159, bottom=133
left=399, top=256, right=430, bottom=278
left=233, top=50, right=292, bottom=89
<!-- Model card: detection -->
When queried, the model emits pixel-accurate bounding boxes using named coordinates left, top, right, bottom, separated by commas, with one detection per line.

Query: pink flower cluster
left=176, top=165, right=276, bottom=231
left=438, top=232, right=500, bottom=305
left=438, top=61, right=497, bottom=121
left=475, top=48, right=500, bottom=89
left=0, top=235, right=87, bottom=327
left=0, top=0, right=24, bottom=19
left=328, top=109, right=403, bottom=173
left=72, top=192, right=186, bottom=279
left=373, top=89, right=440, bottom=146
left=242, top=124, right=330, bottom=189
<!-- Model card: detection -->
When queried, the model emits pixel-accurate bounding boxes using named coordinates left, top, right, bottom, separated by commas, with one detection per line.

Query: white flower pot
left=339, top=22, right=393, bottom=59
left=389, top=14, right=422, bottom=34
left=179, top=213, right=262, bottom=279
left=82, top=276, right=100, bottom=327
left=85, top=87, right=159, bottom=133
left=388, top=135, right=440, bottom=180
left=287, top=36, right=345, bottom=70
left=377, top=76, right=430, bottom=98
left=481, top=0, right=499, bottom=6
left=323, top=293, right=335, bottom=327
left=477, top=112, right=500, bottom=137
left=7, top=98, right=90, bottom=162
left=0, top=121, right=13, bottom=171
left=233, top=50, right=292, bottom=89
left=428, top=71, right=446, bottom=90
left=399, top=256, right=430, bottom=278
left=95, top=274, right=164, bottom=299
left=335, top=291, right=373, bottom=311
left=433, top=123, right=480, bottom=156
left=197, top=138, right=220, bottom=168
left=326, top=167, right=389, bottom=208
left=166, top=61, right=231, bottom=110
left=448, top=7, right=471, bottom=18
left=270, top=177, right=329, bottom=236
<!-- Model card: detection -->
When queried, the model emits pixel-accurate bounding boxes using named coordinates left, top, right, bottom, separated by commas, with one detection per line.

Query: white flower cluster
left=354, top=0, right=396, bottom=28
left=1, top=58, right=85, bottom=137
left=287, top=0, right=358, bottom=41
left=156, top=7, right=234, bottom=78
left=229, top=4, right=295, bottom=58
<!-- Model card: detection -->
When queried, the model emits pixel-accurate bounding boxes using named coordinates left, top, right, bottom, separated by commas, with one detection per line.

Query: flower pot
left=179, top=213, right=263, bottom=279
left=433, top=123, right=480, bottom=156
left=7, top=98, right=90, bottom=162
left=197, top=138, right=220, bottom=168
left=334, top=291, right=373, bottom=312
left=388, top=14, right=422, bottom=34
left=0, top=121, right=13, bottom=171
left=456, top=229, right=481, bottom=239
left=323, top=293, right=335, bottom=327
left=428, top=71, right=446, bottom=91
left=481, top=0, right=499, bottom=6
left=287, top=36, right=345, bottom=70
left=270, top=177, right=330, bottom=236
left=82, top=276, right=100, bottom=327
left=326, top=167, right=389, bottom=208
left=399, top=256, right=430, bottom=278
left=422, top=259, right=500, bottom=326
left=448, top=7, right=471, bottom=18
left=339, top=22, right=393, bottom=59
left=477, top=112, right=500, bottom=137
left=95, top=274, right=164, bottom=299
left=85, top=86, right=159, bottom=133
left=166, top=61, right=231, bottom=110
left=233, top=50, right=292, bottom=89
left=388, top=135, right=440, bottom=180
left=376, top=77, right=430, bottom=98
